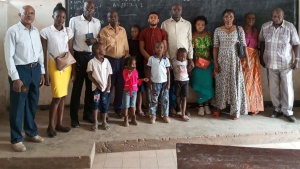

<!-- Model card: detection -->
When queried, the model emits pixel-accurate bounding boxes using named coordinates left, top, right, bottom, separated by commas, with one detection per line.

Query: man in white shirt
left=69, top=0, right=101, bottom=127
left=4, top=5, right=45, bottom=152
left=161, top=3, right=194, bottom=115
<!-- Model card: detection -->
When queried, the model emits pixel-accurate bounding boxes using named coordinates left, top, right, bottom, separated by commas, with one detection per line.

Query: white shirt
left=4, top=22, right=45, bottom=80
left=161, top=17, right=193, bottom=60
left=147, top=55, right=170, bottom=83
left=87, top=57, right=113, bottom=91
left=40, top=25, right=74, bottom=58
left=69, top=15, right=101, bottom=52
left=172, top=60, right=189, bottom=81
left=259, top=20, right=300, bottom=69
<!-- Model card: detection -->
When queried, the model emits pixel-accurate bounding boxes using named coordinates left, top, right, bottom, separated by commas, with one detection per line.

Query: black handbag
left=236, top=26, right=246, bottom=58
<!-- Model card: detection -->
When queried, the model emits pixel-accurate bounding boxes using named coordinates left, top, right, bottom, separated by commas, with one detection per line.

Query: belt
left=74, top=51, right=92, bottom=55
left=26, top=62, right=38, bottom=67
left=105, top=55, right=123, bottom=59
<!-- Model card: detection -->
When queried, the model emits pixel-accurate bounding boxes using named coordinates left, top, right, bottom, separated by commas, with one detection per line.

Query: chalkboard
left=66, top=0, right=298, bottom=36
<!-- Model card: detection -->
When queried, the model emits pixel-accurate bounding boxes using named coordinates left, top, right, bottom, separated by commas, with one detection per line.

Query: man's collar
left=154, top=54, right=167, bottom=59
left=170, top=17, right=184, bottom=22
left=271, top=20, right=286, bottom=28
left=108, top=24, right=122, bottom=31
left=18, top=21, right=36, bottom=30
left=50, top=25, right=66, bottom=32
left=80, top=14, right=95, bottom=22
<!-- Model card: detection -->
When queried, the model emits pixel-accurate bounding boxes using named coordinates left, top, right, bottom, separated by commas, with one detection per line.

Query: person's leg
left=83, top=54, right=94, bottom=122
left=91, top=89, right=100, bottom=131
left=160, top=82, right=170, bottom=123
left=280, top=68, right=294, bottom=116
left=136, top=91, right=144, bottom=116
left=149, top=83, right=160, bottom=123
left=100, top=91, right=110, bottom=129
left=55, top=96, right=71, bottom=132
left=267, top=68, right=282, bottom=116
left=130, top=91, right=138, bottom=125
left=23, top=64, right=41, bottom=138
left=105, top=57, right=116, bottom=116
left=123, top=91, right=130, bottom=126
left=47, top=97, right=61, bottom=137
left=174, top=81, right=181, bottom=114
left=70, top=53, right=85, bottom=127
left=169, top=70, right=177, bottom=115
left=113, top=58, right=125, bottom=113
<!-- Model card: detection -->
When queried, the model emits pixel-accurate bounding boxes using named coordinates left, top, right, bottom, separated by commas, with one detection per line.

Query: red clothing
left=139, top=27, right=167, bottom=61
left=243, top=26, right=258, bottom=49
left=123, top=69, right=143, bottom=96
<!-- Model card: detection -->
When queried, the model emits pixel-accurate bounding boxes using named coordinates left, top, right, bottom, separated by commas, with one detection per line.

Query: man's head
left=272, top=8, right=284, bottom=25
left=19, top=5, right=35, bottom=25
left=148, top=12, right=159, bottom=27
left=171, top=3, right=182, bottom=20
left=107, top=10, right=119, bottom=27
left=83, top=0, right=95, bottom=18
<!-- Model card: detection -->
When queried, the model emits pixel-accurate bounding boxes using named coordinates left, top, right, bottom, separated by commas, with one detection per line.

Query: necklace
left=224, top=25, right=233, bottom=31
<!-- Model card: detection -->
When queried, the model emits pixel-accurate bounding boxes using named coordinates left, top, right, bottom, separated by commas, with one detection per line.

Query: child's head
left=148, top=11, right=159, bottom=27
left=176, top=48, right=188, bottom=62
left=125, top=56, right=136, bottom=70
left=155, top=41, right=164, bottom=56
left=131, top=25, right=140, bottom=40
left=194, top=15, right=207, bottom=32
left=92, top=42, right=106, bottom=57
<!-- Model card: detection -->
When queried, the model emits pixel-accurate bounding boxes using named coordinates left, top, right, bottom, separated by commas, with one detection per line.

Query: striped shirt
left=259, top=20, right=300, bottom=69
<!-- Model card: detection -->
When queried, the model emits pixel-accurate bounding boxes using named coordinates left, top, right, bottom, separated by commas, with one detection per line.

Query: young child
left=147, top=41, right=171, bottom=124
left=172, top=48, right=190, bottom=121
left=123, top=57, right=148, bottom=127
left=128, top=25, right=147, bottom=116
left=87, top=42, right=112, bottom=131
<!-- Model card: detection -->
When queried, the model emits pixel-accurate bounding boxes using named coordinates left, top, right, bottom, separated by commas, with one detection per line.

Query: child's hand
left=143, top=78, right=149, bottom=82
left=147, top=82, right=152, bottom=90
left=104, top=86, right=110, bottom=93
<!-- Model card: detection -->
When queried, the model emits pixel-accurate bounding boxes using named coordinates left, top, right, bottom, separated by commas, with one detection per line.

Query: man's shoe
left=163, top=116, right=171, bottom=123
left=11, top=142, right=26, bottom=152
left=83, top=117, right=94, bottom=124
left=270, top=111, right=283, bottom=118
left=115, top=111, right=123, bottom=119
left=284, top=115, right=297, bottom=123
left=71, top=121, right=80, bottom=128
left=26, top=135, right=44, bottom=143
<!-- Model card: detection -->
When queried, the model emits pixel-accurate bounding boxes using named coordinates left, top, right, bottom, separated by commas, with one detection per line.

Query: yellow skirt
left=48, top=58, right=72, bottom=98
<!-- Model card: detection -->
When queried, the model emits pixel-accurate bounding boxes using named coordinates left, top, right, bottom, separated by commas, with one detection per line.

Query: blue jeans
left=149, top=82, right=169, bottom=116
left=9, top=64, right=41, bottom=144
left=123, top=90, right=137, bottom=108
left=93, top=88, right=109, bottom=114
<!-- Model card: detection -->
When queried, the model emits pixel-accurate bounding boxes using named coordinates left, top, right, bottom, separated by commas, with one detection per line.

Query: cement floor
left=0, top=106, right=300, bottom=168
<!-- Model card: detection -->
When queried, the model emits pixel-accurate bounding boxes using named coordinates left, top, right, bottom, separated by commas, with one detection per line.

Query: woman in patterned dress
left=190, top=16, right=214, bottom=116
left=212, top=9, right=250, bottom=120
left=241, top=13, right=264, bottom=115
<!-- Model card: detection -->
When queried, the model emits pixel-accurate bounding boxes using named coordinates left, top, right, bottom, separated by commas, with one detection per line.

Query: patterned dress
left=212, top=26, right=248, bottom=117
left=190, top=35, right=214, bottom=104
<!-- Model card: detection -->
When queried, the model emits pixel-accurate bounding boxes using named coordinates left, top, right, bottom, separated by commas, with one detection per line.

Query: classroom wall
left=0, top=0, right=299, bottom=115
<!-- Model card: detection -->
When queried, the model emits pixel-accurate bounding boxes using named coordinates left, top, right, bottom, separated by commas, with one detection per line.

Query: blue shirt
left=147, top=55, right=170, bottom=83
left=4, top=22, right=45, bottom=80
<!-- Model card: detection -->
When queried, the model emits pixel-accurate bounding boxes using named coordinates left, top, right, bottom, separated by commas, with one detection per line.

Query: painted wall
left=0, top=0, right=299, bottom=115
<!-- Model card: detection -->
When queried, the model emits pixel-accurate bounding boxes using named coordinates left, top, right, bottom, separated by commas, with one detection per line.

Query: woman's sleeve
left=213, top=28, right=219, bottom=48
left=239, top=26, right=247, bottom=46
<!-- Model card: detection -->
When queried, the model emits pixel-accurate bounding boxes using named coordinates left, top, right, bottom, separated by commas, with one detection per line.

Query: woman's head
left=194, top=15, right=208, bottom=32
left=52, top=3, right=67, bottom=26
left=131, top=25, right=140, bottom=40
left=245, top=12, right=255, bottom=27
left=222, top=9, right=235, bottom=25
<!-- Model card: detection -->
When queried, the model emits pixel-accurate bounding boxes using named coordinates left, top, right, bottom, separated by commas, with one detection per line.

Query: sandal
left=47, top=129, right=57, bottom=138
left=55, top=126, right=71, bottom=133
left=181, top=115, right=189, bottom=121
left=186, top=112, right=191, bottom=117
left=213, top=111, right=220, bottom=118
left=230, top=114, right=238, bottom=120
left=137, top=111, right=146, bottom=117
left=102, top=123, right=110, bottom=130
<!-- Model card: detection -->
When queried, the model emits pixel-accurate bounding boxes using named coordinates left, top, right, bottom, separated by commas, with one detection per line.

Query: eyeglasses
left=22, top=11, right=35, bottom=16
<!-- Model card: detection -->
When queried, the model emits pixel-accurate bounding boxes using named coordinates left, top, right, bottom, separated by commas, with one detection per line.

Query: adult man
left=4, top=5, right=45, bottom=152
left=99, top=11, right=129, bottom=118
left=161, top=3, right=194, bottom=115
left=69, top=0, right=101, bottom=127
left=259, top=8, right=300, bottom=122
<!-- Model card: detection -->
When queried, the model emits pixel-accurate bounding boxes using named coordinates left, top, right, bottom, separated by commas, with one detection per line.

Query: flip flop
left=181, top=115, right=189, bottom=121
left=55, top=126, right=71, bottom=133
left=137, top=111, right=146, bottom=117
left=102, top=123, right=110, bottom=130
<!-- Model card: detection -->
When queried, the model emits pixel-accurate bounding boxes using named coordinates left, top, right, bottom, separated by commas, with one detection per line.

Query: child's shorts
left=123, top=90, right=137, bottom=108
left=93, top=88, right=109, bottom=114
left=175, top=80, right=189, bottom=97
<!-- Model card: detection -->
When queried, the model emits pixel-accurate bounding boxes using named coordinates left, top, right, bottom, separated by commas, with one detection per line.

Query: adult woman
left=40, top=3, right=74, bottom=137
left=190, top=16, right=214, bottom=116
left=242, top=13, right=264, bottom=115
left=212, top=9, right=250, bottom=119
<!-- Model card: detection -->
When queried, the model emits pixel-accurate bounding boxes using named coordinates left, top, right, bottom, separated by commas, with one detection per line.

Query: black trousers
left=70, top=51, right=94, bottom=124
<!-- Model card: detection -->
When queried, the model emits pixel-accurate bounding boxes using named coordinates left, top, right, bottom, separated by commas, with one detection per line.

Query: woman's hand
left=214, top=62, right=221, bottom=74
left=45, top=73, right=50, bottom=86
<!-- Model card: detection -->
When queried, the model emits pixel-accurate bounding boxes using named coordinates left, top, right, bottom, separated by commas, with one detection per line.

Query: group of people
left=4, top=0, right=299, bottom=152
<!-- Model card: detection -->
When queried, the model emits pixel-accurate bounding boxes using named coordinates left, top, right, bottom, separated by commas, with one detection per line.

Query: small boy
left=87, top=42, right=112, bottom=131
left=172, top=48, right=190, bottom=121
left=147, top=41, right=171, bottom=124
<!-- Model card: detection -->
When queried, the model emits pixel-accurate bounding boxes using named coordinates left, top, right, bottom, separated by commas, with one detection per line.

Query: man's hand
left=166, top=83, right=170, bottom=90
left=292, top=60, right=299, bottom=70
left=40, top=75, right=45, bottom=87
left=187, top=59, right=194, bottom=72
left=45, top=73, right=50, bottom=86
left=13, top=79, right=23, bottom=92
left=85, top=38, right=97, bottom=46
left=260, top=60, right=266, bottom=68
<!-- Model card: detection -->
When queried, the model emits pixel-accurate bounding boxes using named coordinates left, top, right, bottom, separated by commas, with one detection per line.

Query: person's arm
left=88, top=71, right=101, bottom=90
left=140, top=41, right=151, bottom=60
left=239, top=26, right=250, bottom=69
left=4, top=29, right=23, bottom=92
left=258, top=27, right=266, bottom=68
left=40, top=36, right=49, bottom=86
left=213, top=28, right=221, bottom=73
left=187, top=22, right=194, bottom=71
left=123, top=69, right=132, bottom=82
left=166, top=67, right=170, bottom=90
left=124, top=29, right=130, bottom=57
left=104, top=75, right=111, bottom=93
left=147, top=66, right=152, bottom=90
left=37, top=31, right=45, bottom=87
left=292, top=45, right=300, bottom=69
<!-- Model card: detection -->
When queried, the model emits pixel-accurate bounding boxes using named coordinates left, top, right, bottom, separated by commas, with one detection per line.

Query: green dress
left=190, top=35, right=214, bottom=104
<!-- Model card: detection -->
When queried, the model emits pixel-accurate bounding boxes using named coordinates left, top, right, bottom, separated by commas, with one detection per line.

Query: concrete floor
left=0, top=107, right=300, bottom=169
